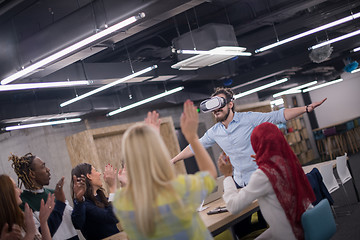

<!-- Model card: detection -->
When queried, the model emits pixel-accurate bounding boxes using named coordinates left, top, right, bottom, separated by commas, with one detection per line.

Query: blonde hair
left=121, top=123, right=180, bottom=236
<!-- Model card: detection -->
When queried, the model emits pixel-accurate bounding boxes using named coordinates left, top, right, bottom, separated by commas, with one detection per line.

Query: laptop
left=203, top=175, right=225, bottom=205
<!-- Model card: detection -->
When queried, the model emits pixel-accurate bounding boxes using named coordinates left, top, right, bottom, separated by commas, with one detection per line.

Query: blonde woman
left=113, top=100, right=217, bottom=239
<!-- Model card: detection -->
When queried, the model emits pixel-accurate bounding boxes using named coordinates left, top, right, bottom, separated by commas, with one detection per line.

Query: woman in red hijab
left=218, top=122, right=315, bottom=240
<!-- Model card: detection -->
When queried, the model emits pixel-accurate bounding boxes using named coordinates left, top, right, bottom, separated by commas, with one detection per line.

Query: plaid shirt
left=113, top=171, right=215, bottom=240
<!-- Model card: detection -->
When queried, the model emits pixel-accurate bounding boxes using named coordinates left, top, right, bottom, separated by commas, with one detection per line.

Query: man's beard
left=214, top=107, right=230, bottom=122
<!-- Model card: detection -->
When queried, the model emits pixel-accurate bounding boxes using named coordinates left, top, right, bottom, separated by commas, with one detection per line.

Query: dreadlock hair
left=71, top=163, right=109, bottom=208
left=9, top=153, right=37, bottom=190
left=211, top=87, right=235, bottom=112
left=0, top=175, right=25, bottom=233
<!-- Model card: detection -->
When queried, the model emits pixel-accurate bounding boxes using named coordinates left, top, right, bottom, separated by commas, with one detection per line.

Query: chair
left=336, top=153, right=352, bottom=185
left=322, top=127, right=344, bottom=160
left=335, top=153, right=359, bottom=205
left=319, top=163, right=339, bottom=194
left=319, top=162, right=351, bottom=215
left=301, top=199, right=337, bottom=240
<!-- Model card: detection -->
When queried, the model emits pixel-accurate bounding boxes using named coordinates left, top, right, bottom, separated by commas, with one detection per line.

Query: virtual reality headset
left=199, top=96, right=232, bottom=113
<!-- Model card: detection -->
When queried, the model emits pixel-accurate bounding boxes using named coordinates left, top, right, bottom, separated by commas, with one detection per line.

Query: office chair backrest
left=336, top=153, right=352, bottom=184
left=301, top=199, right=337, bottom=240
left=319, top=163, right=339, bottom=194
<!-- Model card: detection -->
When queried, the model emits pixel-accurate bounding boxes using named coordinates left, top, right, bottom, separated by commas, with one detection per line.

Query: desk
left=200, top=198, right=259, bottom=236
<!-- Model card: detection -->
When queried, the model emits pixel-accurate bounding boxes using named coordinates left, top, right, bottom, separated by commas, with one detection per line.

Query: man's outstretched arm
left=284, top=98, right=327, bottom=120
left=171, top=145, right=195, bottom=164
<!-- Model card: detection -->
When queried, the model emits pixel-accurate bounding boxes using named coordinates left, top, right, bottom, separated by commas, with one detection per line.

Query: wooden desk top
left=199, top=197, right=259, bottom=236
left=302, top=159, right=337, bottom=174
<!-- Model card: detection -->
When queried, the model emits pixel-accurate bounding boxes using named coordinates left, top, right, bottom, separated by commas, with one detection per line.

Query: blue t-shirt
left=192, top=110, right=286, bottom=187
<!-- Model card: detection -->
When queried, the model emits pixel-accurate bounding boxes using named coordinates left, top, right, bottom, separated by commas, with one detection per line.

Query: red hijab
left=251, top=122, right=315, bottom=240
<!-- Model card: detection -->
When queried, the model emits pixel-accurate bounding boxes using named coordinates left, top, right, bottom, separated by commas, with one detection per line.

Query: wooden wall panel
left=65, top=131, right=100, bottom=168
left=65, top=116, right=186, bottom=186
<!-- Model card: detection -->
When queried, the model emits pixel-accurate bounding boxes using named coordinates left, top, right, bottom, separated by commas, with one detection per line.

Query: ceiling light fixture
left=255, top=12, right=360, bottom=53
left=60, top=65, right=157, bottom=107
left=273, top=81, right=318, bottom=98
left=0, top=81, right=90, bottom=91
left=270, top=98, right=284, bottom=106
left=171, top=46, right=251, bottom=70
left=309, top=29, right=360, bottom=50
left=1, top=13, right=145, bottom=85
left=4, top=118, right=82, bottom=131
left=302, top=79, right=343, bottom=92
left=175, top=47, right=252, bottom=56
left=107, top=86, right=184, bottom=116
left=233, top=78, right=288, bottom=99
left=351, top=68, right=360, bottom=73
left=352, top=46, right=360, bottom=52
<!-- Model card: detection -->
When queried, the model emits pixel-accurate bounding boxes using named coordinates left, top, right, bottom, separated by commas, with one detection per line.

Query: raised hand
left=117, top=166, right=128, bottom=187
left=54, top=176, right=65, bottom=203
left=144, top=110, right=161, bottom=133
left=217, top=152, right=233, bottom=177
left=39, top=193, right=55, bottom=225
left=24, top=203, right=36, bottom=239
left=73, top=175, right=86, bottom=202
left=180, top=100, right=199, bottom=143
left=0, top=223, right=22, bottom=240
left=307, top=98, right=327, bottom=112
left=103, top=164, right=117, bottom=193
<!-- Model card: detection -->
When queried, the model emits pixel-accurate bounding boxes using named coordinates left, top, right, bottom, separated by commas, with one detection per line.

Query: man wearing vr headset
left=172, top=87, right=326, bottom=187
left=171, top=87, right=326, bottom=237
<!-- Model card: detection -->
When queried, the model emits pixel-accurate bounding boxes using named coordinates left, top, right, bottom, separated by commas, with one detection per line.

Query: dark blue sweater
left=71, top=195, right=119, bottom=240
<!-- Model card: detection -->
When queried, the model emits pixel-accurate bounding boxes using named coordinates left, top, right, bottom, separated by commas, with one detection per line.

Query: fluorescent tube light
left=4, top=118, right=81, bottom=131
left=233, top=78, right=288, bottom=99
left=1, top=13, right=145, bottom=85
left=352, top=46, right=360, bottom=52
left=0, top=81, right=90, bottom=91
left=270, top=98, right=284, bottom=106
left=60, top=65, right=157, bottom=107
left=309, top=29, right=360, bottom=50
left=171, top=47, right=251, bottom=70
left=351, top=68, right=360, bottom=73
left=255, top=12, right=360, bottom=53
left=302, top=79, right=343, bottom=92
left=107, top=86, right=184, bottom=116
left=273, top=81, right=317, bottom=98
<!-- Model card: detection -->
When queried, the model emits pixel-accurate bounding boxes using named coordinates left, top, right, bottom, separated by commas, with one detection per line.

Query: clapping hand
left=24, top=203, right=36, bottom=239
left=39, top=193, right=55, bottom=225
left=117, top=166, right=128, bottom=187
left=217, top=152, right=233, bottom=177
left=145, top=110, right=161, bottom=133
left=103, top=164, right=117, bottom=193
left=0, top=223, right=22, bottom=240
left=54, top=177, right=65, bottom=203
left=73, top=175, right=86, bottom=202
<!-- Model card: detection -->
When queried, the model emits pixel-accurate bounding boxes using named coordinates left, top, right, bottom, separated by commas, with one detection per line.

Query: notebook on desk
left=203, top=175, right=225, bottom=205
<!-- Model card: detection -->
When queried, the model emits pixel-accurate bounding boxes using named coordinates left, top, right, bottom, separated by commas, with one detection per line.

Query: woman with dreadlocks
left=9, top=153, right=79, bottom=240
left=0, top=174, right=54, bottom=240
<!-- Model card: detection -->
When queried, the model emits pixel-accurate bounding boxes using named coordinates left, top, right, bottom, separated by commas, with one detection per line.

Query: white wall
left=310, top=72, right=360, bottom=128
